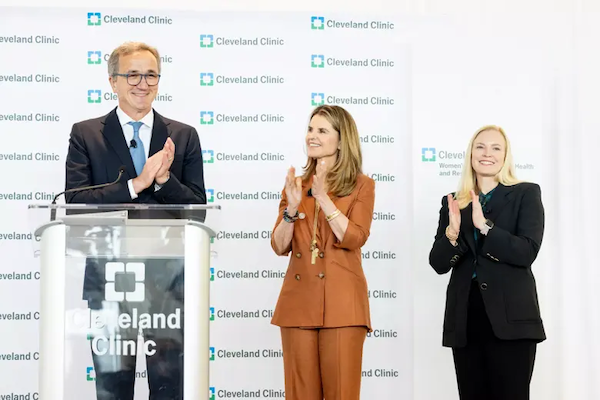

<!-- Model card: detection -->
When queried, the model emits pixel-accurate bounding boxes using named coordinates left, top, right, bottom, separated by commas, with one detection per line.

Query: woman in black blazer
left=429, top=125, right=545, bottom=400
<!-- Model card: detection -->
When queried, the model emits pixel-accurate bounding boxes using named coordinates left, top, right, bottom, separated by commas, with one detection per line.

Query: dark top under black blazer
left=429, top=182, right=546, bottom=348
left=64, top=107, right=206, bottom=205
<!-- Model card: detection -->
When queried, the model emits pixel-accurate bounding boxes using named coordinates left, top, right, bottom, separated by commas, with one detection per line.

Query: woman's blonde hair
left=455, top=125, right=521, bottom=209
left=301, top=105, right=362, bottom=197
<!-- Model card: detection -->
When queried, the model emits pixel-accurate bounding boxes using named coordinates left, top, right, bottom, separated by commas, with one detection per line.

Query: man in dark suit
left=64, top=41, right=206, bottom=400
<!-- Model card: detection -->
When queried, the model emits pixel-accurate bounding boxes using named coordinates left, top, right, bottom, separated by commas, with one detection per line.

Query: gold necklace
left=310, top=200, right=320, bottom=265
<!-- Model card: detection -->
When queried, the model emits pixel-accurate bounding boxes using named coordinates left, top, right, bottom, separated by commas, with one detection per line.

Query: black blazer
left=429, top=182, right=546, bottom=348
left=64, top=107, right=206, bottom=205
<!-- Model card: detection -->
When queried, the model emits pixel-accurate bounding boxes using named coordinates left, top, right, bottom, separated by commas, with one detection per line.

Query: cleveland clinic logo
left=311, top=16, right=325, bottom=30
left=87, top=90, right=102, bottom=103
left=422, top=147, right=436, bottom=162
left=200, top=72, right=214, bottom=86
left=203, top=150, right=215, bottom=163
left=311, top=92, right=325, bottom=106
left=87, top=12, right=101, bottom=26
left=200, top=111, right=214, bottom=125
left=87, top=51, right=102, bottom=65
left=200, top=34, right=214, bottom=48
left=105, top=261, right=145, bottom=302
left=311, top=54, right=325, bottom=68
left=206, top=189, right=215, bottom=203
left=86, top=366, right=96, bottom=381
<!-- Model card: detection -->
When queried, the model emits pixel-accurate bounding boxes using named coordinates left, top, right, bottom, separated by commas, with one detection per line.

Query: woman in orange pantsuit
left=270, top=105, right=376, bottom=400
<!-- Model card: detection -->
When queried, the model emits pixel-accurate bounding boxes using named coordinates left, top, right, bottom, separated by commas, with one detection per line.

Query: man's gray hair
left=107, top=42, right=161, bottom=76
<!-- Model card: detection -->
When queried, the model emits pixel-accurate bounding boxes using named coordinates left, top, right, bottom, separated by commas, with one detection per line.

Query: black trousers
left=87, top=258, right=185, bottom=400
left=452, top=279, right=537, bottom=400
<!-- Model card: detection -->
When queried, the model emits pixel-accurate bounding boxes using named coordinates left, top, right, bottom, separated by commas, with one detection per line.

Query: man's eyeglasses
left=113, top=73, right=160, bottom=86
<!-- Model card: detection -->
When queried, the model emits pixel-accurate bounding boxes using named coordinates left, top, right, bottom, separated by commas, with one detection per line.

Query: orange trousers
left=280, top=326, right=368, bottom=400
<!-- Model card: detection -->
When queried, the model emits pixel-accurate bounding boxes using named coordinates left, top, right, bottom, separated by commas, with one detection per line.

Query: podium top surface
left=28, top=204, right=221, bottom=211
left=29, top=204, right=221, bottom=240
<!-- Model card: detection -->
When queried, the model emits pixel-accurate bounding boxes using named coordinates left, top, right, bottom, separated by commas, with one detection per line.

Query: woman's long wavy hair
left=301, top=105, right=363, bottom=197
left=455, top=125, right=521, bottom=209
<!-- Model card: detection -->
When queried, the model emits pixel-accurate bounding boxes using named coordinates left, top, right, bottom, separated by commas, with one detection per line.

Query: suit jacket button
left=319, top=252, right=324, bottom=258
left=480, top=282, right=488, bottom=290
left=318, top=272, right=325, bottom=279
left=295, top=274, right=301, bottom=280
left=295, top=253, right=301, bottom=258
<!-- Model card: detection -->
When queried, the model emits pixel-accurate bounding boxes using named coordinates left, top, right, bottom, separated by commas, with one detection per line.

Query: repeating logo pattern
left=0, top=9, right=406, bottom=398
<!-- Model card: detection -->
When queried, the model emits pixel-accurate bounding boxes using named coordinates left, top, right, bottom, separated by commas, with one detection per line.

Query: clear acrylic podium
left=28, top=204, right=220, bottom=400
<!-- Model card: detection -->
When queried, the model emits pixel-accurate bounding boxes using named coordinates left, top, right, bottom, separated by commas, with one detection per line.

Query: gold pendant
left=311, top=247, right=319, bottom=265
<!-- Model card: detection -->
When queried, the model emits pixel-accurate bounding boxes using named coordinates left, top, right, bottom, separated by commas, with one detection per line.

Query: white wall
left=1, top=0, right=597, bottom=12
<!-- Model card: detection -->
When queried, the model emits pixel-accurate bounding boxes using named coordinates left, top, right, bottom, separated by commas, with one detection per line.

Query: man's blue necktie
left=128, top=121, right=146, bottom=175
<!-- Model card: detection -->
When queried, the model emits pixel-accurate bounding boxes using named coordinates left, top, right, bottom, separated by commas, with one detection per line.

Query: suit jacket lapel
left=149, top=110, right=170, bottom=157
left=101, top=108, right=137, bottom=178
left=460, top=183, right=515, bottom=255
left=482, top=183, right=515, bottom=222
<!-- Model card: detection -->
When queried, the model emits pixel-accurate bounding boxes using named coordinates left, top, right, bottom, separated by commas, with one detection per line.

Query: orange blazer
left=270, top=173, right=376, bottom=331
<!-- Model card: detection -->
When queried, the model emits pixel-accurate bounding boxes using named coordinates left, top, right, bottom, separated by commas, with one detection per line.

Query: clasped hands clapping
left=132, top=137, right=175, bottom=193
left=284, top=161, right=328, bottom=213
left=446, top=190, right=487, bottom=244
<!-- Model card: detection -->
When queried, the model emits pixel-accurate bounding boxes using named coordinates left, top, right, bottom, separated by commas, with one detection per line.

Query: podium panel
left=29, top=204, right=220, bottom=400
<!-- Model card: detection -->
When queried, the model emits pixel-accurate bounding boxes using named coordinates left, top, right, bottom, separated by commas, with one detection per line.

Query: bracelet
left=283, top=208, right=299, bottom=223
left=326, top=209, right=341, bottom=222
left=445, top=226, right=458, bottom=241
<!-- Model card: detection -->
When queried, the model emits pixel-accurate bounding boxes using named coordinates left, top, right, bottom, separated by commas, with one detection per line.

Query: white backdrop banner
left=0, top=7, right=412, bottom=399
left=2, top=6, right=598, bottom=400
